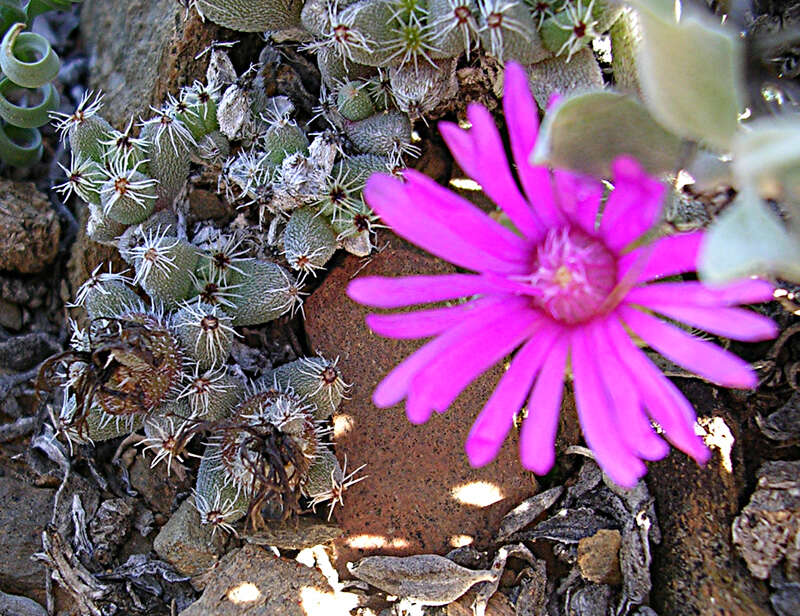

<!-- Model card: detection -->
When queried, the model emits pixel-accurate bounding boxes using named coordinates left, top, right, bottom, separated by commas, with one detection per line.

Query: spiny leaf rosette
left=212, top=387, right=322, bottom=525
left=42, top=310, right=184, bottom=436
left=347, top=62, right=778, bottom=487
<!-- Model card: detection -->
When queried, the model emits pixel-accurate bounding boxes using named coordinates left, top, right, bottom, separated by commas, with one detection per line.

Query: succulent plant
left=0, top=0, right=85, bottom=166
left=192, top=0, right=303, bottom=34
left=43, top=255, right=355, bottom=530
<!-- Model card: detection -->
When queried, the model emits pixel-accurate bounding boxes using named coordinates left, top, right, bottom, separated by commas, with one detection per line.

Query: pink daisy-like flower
left=346, top=62, right=777, bottom=487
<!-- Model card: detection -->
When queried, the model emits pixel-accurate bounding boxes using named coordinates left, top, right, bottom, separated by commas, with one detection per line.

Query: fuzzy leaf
left=734, top=116, right=800, bottom=204
left=532, top=90, right=683, bottom=177
left=699, top=186, right=800, bottom=283
left=630, top=0, right=744, bottom=151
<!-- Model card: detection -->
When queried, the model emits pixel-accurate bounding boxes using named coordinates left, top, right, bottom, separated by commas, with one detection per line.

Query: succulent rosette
left=347, top=62, right=777, bottom=487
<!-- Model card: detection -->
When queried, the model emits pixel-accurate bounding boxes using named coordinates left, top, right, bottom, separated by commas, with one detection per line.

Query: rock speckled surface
left=0, top=181, right=59, bottom=274
left=81, top=0, right=222, bottom=128
left=180, top=544, right=356, bottom=616
left=305, top=234, right=537, bottom=575
left=0, top=478, right=54, bottom=602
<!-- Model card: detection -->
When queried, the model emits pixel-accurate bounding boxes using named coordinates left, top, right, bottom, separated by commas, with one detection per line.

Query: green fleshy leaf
left=532, top=90, right=683, bottom=178
left=698, top=186, right=800, bottom=283
left=684, top=149, right=732, bottom=191
left=629, top=0, right=744, bottom=151
left=733, top=115, right=800, bottom=204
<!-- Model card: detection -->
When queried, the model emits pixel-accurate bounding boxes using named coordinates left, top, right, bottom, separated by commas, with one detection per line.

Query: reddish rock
left=305, top=234, right=537, bottom=575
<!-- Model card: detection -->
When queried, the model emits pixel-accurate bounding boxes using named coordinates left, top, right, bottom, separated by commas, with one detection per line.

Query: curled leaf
left=532, top=90, right=683, bottom=178
left=629, top=0, right=744, bottom=151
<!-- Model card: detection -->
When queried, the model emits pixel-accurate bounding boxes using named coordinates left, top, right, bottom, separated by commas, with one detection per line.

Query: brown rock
left=0, top=181, right=59, bottom=274
left=81, top=0, right=222, bottom=128
left=305, top=234, right=537, bottom=575
left=446, top=590, right=515, bottom=616
left=577, top=529, right=623, bottom=585
left=0, top=477, right=54, bottom=602
left=188, top=189, right=233, bottom=223
left=180, top=544, right=359, bottom=616
left=648, top=383, right=772, bottom=616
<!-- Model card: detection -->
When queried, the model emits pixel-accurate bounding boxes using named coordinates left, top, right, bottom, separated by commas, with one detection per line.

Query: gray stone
left=81, top=0, right=222, bottom=128
left=0, top=478, right=53, bottom=600
left=0, top=333, right=60, bottom=371
left=0, top=590, right=46, bottom=616
left=0, top=299, right=21, bottom=331
left=180, top=544, right=358, bottom=616
left=153, top=498, right=225, bottom=578
left=0, top=181, right=59, bottom=274
left=733, top=461, right=800, bottom=580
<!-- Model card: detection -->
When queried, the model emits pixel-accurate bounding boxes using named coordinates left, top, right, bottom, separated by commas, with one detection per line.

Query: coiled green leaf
left=0, top=0, right=82, bottom=166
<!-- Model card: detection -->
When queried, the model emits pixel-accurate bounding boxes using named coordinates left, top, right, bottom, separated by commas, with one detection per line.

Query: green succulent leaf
left=532, top=90, right=683, bottom=178
left=733, top=115, right=800, bottom=204
left=628, top=0, right=744, bottom=151
left=699, top=186, right=800, bottom=283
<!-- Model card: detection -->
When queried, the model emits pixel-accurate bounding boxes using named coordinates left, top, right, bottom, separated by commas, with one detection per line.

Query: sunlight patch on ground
left=697, top=416, right=735, bottom=473
left=333, top=414, right=354, bottom=438
left=450, top=534, right=474, bottom=548
left=299, top=586, right=359, bottom=615
left=449, top=178, right=482, bottom=191
left=451, top=481, right=504, bottom=507
left=347, top=534, right=410, bottom=550
left=226, top=581, right=261, bottom=604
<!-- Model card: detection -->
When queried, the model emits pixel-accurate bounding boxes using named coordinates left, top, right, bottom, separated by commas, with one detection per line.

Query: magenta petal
left=439, top=120, right=474, bottom=166
left=519, top=335, right=569, bottom=474
left=402, top=169, right=533, bottom=265
left=604, top=316, right=709, bottom=462
left=348, top=274, right=506, bottom=308
left=454, top=103, right=544, bottom=239
left=371, top=297, right=510, bottom=412
left=629, top=301, right=778, bottom=342
left=409, top=303, right=542, bottom=413
left=571, top=329, right=647, bottom=487
left=591, top=322, right=670, bottom=461
left=502, top=62, right=564, bottom=229
left=405, top=387, right=434, bottom=424
left=553, top=169, right=604, bottom=235
left=366, top=301, right=487, bottom=339
left=601, top=156, right=666, bottom=252
left=619, top=231, right=704, bottom=283
left=625, top=279, right=775, bottom=308
left=465, top=326, right=561, bottom=467
left=365, top=174, right=527, bottom=274
left=620, top=306, right=758, bottom=389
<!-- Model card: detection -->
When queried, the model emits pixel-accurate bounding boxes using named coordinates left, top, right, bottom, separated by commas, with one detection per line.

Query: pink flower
left=346, top=62, right=777, bottom=487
